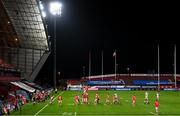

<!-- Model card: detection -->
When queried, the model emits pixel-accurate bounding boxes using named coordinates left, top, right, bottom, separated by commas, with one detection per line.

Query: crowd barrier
left=67, top=85, right=178, bottom=91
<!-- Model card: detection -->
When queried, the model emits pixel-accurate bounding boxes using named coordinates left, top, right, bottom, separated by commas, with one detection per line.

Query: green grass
left=10, top=90, right=180, bottom=115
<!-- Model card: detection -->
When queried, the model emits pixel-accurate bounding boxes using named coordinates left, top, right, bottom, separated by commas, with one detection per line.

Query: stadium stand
left=0, top=0, right=50, bottom=81
left=0, top=0, right=52, bottom=114
left=0, top=76, right=20, bottom=82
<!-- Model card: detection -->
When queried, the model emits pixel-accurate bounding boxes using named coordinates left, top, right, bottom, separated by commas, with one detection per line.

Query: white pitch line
left=34, top=104, right=48, bottom=116
left=34, top=92, right=63, bottom=116
left=150, top=111, right=157, bottom=115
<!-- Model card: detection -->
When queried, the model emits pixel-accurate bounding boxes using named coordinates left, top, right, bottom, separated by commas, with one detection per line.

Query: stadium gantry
left=0, top=0, right=50, bottom=81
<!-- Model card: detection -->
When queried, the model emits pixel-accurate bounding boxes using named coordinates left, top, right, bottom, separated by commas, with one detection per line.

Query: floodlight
left=50, top=1, right=62, bottom=16
left=49, top=1, right=62, bottom=89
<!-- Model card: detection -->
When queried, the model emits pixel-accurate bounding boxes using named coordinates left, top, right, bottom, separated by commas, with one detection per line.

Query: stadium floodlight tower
left=49, top=1, right=62, bottom=90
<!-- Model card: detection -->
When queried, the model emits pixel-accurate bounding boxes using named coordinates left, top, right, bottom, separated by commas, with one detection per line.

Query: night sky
left=37, top=0, right=179, bottom=81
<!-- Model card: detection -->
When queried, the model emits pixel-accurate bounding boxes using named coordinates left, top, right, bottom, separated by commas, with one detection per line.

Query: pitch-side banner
left=133, top=80, right=171, bottom=85
left=93, top=86, right=125, bottom=89
left=163, top=88, right=177, bottom=91
left=87, top=81, right=125, bottom=85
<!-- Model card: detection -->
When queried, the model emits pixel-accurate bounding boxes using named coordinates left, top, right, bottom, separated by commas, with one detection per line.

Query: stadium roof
left=0, top=0, right=49, bottom=50
left=10, top=81, right=36, bottom=93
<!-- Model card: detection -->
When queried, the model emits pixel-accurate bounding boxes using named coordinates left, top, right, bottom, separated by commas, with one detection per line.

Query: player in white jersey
left=50, top=95, right=54, bottom=104
left=144, top=91, right=149, bottom=104
left=156, top=91, right=160, bottom=100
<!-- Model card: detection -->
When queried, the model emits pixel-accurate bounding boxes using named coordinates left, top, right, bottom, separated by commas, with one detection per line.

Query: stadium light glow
left=50, top=1, right=62, bottom=16
left=39, top=1, right=44, bottom=10
left=15, top=38, right=18, bottom=41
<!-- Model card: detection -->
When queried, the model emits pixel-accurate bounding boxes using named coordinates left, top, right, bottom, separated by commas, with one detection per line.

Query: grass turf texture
left=10, top=91, right=180, bottom=115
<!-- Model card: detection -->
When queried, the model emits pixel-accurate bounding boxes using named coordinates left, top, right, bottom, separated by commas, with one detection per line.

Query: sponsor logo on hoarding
left=69, top=88, right=81, bottom=91
left=116, top=88, right=131, bottom=90
left=164, top=88, right=177, bottom=91
left=87, top=80, right=125, bottom=85
left=126, top=86, right=141, bottom=88
left=142, top=86, right=157, bottom=88
left=133, top=80, right=172, bottom=85
left=94, top=86, right=125, bottom=89
left=88, top=88, right=98, bottom=91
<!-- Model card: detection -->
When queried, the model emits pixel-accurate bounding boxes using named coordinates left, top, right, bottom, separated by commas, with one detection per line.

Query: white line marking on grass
left=34, top=104, right=48, bottom=116
left=34, top=92, right=63, bottom=116
left=62, top=112, right=73, bottom=116
left=150, top=112, right=157, bottom=115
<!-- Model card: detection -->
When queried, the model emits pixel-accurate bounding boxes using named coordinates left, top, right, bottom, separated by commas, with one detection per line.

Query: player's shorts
left=84, top=98, right=88, bottom=102
left=82, top=98, right=85, bottom=102
left=106, top=99, right=110, bottom=103
left=155, top=107, right=158, bottom=110
left=58, top=100, right=62, bottom=103
left=95, top=99, right=98, bottom=102
left=75, top=99, right=79, bottom=103
left=133, top=100, right=136, bottom=104
left=50, top=100, right=53, bottom=104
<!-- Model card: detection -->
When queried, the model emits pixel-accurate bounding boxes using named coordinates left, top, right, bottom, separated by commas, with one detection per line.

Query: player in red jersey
left=82, top=92, right=89, bottom=104
left=58, top=95, right=62, bottom=105
left=82, top=92, right=86, bottom=104
left=154, top=99, right=160, bottom=114
left=82, top=93, right=85, bottom=104
left=132, top=95, right=136, bottom=106
left=74, top=95, right=80, bottom=105
left=94, top=93, right=100, bottom=104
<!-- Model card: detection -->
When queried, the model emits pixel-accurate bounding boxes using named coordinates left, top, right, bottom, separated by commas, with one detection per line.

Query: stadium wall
left=67, top=74, right=180, bottom=91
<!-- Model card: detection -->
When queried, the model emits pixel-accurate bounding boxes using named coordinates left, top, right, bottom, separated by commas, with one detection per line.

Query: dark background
left=36, top=0, right=178, bottom=84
